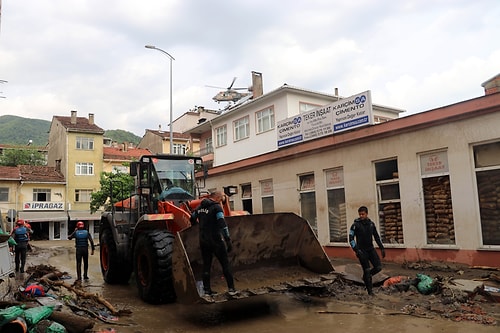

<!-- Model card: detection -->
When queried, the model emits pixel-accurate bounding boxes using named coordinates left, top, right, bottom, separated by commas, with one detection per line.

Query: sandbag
left=45, top=321, right=67, bottom=333
left=23, top=306, right=54, bottom=326
left=0, top=306, right=24, bottom=326
left=8, top=237, right=17, bottom=246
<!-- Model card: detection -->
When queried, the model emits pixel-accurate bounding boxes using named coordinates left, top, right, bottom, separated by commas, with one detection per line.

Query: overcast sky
left=0, top=0, right=499, bottom=137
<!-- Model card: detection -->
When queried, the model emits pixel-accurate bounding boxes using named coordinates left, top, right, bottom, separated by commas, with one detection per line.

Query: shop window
left=241, top=184, right=253, bottom=214
left=299, top=174, right=317, bottom=235
left=260, top=179, right=274, bottom=213
left=420, top=151, right=455, bottom=245
left=375, top=159, right=404, bottom=244
left=326, top=168, right=347, bottom=243
left=474, top=142, right=500, bottom=245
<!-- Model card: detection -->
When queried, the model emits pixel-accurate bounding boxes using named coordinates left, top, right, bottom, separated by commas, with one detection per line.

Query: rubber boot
left=363, top=269, right=373, bottom=295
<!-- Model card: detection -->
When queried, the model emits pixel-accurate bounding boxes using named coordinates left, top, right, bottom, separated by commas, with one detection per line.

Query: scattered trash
left=416, top=273, right=435, bottom=295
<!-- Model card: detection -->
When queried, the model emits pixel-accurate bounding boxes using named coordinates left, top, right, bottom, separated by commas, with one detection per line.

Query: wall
left=202, top=102, right=500, bottom=266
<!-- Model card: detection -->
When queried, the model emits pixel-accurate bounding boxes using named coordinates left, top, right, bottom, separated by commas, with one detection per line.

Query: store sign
left=332, top=91, right=373, bottom=133
left=420, top=151, right=449, bottom=175
left=24, top=202, right=64, bottom=210
left=326, top=169, right=344, bottom=188
left=277, top=91, right=373, bottom=148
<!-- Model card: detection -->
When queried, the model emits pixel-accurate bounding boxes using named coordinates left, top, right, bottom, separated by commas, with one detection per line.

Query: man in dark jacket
left=190, top=191, right=237, bottom=296
left=349, top=206, right=386, bottom=295
left=68, top=221, right=95, bottom=281
left=11, top=219, right=33, bottom=273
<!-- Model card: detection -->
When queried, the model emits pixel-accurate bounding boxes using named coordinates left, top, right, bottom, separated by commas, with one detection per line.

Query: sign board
left=24, top=202, right=64, bottom=211
left=420, top=151, right=449, bottom=175
left=332, top=90, right=373, bottom=133
left=277, top=90, right=373, bottom=148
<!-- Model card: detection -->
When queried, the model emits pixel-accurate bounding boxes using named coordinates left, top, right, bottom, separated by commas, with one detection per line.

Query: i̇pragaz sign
left=24, top=202, right=64, bottom=210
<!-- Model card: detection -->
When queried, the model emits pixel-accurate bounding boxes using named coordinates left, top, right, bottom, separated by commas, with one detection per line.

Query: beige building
left=102, top=142, right=151, bottom=173
left=197, top=76, right=500, bottom=267
left=0, top=166, right=21, bottom=232
left=47, top=110, right=104, bottom=238
left=138, top=129, right=200, bottom=155
left=0, top=165, right=66, bottom=240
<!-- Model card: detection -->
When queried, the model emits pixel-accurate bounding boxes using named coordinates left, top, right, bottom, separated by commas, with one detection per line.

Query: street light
left=145, top=45, right=175, bottom=154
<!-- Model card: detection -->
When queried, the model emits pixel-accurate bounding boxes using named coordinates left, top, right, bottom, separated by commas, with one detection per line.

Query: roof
left=53, top=116, right=104, bottom=134
left=103, top=146, right=152, bottom=160
left=19, top=165, right=65, bottom=183
left=0, top=166, right=21, bottom=180
left=145, top=129, right=192, bottom=140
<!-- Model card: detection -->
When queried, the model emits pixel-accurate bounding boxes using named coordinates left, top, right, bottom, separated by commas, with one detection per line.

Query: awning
left=68, top=210, right=102, bottom=221
left=18, top=211, right=68, bottom=222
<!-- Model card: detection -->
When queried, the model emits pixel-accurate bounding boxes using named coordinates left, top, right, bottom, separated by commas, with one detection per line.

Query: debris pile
left=307, top=261, right=499, bottom=326
left=0, top=264, right=130, bottom=333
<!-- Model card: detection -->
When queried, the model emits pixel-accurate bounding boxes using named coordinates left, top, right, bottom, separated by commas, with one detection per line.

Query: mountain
left=0, top=115, right=141, bottom=146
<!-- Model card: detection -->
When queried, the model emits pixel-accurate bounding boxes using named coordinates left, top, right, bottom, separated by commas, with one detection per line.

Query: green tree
left=0, top=148, right=46, bottom=166
left=90, top=171, right=135, bottom=213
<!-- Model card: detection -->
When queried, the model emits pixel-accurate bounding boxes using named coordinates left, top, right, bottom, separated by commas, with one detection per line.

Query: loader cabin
left=129, top=155, right=207, bottom=209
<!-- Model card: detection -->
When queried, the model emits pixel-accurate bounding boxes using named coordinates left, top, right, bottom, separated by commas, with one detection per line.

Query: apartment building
left=47, top=110, right=104, bottom=238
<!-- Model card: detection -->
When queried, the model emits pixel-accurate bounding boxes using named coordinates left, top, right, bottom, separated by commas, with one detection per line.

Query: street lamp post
left=145, top=45, right=175, bottom=154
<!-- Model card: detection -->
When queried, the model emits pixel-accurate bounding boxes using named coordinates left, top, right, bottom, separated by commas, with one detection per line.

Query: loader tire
left=134, top=230, right=176, bottom=304
left=100, top=228, right=132, bottom=284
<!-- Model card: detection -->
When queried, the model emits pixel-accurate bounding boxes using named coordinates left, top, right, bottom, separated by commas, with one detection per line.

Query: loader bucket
left=172, top=213, right=335, bottom=304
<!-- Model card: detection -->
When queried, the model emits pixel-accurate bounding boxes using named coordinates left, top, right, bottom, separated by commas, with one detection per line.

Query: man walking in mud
left=349, top=206, right=386, bottom=295
left=190, top=191, right=237, bottom=296
left=69, top=221, right=95, bottom=281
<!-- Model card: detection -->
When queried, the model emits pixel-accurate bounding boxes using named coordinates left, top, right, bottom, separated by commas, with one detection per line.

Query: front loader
left=99, top=154, right=334, bottom=304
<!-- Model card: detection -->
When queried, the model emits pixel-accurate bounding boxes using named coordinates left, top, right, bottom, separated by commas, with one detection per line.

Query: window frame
left=233, top=116, right=250, bottom=142
left=76, top=136, right=95, bottom=150
left=256, top=106, right=275, bottom=134
left=215, top=125, right=227, bottom=147
left=75, top=162, right=95, bottom=175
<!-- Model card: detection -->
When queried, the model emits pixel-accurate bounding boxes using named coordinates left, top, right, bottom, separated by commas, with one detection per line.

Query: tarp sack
left=416, top=273, right=435, bottom=295
left=23, top=306, right=54, bottom=326
left=46, top=321, right=67, bottom=333
left=0, top=306, right=24, bottom=326
left=8, top=236, right=17, bottom=246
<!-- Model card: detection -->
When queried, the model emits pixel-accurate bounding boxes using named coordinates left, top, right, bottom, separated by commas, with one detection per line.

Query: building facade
left=199, top=86, right=500, bottom=267
left=47, top=110, right=104, bottom=238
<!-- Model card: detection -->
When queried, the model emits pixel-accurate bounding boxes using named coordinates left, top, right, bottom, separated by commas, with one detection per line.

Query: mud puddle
left=20, top=241, right=499, bottom=332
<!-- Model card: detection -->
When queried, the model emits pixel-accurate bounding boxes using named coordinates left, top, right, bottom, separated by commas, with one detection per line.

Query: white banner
left=277, top=90, right=373, bottom=148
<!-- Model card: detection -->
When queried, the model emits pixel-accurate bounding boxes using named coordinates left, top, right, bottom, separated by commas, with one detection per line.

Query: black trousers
left=357, top=247, right=382, bottom=293
left=75, top=247, right=89, bottom=279
left=201, top=241, right=234, bottom=291
left=14, top=243, right=28, bottom=272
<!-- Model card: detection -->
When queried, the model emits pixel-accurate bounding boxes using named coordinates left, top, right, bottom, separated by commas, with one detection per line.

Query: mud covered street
left=5, top=240, right=499, bottom=333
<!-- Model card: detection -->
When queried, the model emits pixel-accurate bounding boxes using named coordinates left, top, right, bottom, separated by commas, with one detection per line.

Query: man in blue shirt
left=69, top=221, right=95, bottom=281
left=11, top=219, right=33, bottom=273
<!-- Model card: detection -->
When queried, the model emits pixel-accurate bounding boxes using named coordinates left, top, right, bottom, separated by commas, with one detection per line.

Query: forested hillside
left=0, top=115, right=141, bottom=146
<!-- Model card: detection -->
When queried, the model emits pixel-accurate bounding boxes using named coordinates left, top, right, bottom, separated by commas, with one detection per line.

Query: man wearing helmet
left=68, top=221, right=95, bottom=280
left=10, top=219, right=33, bottom=273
